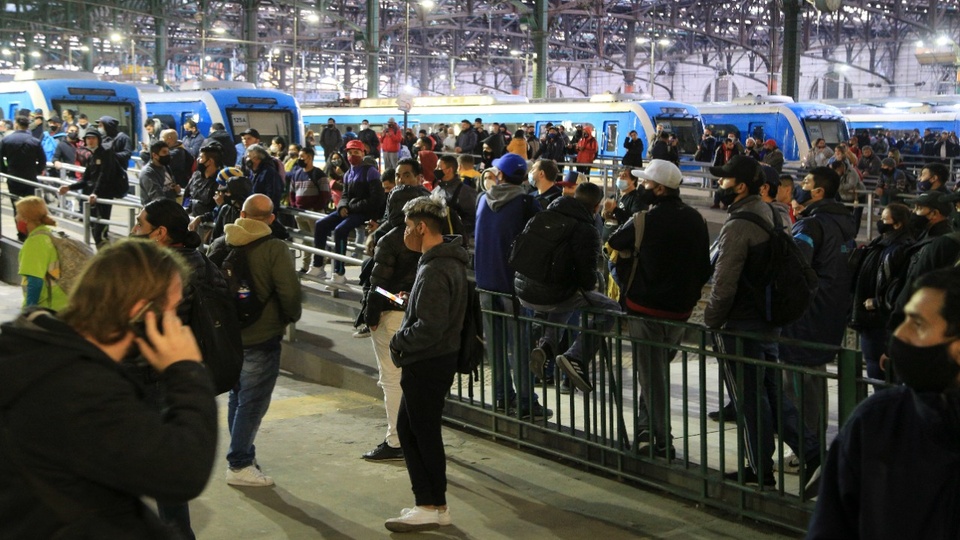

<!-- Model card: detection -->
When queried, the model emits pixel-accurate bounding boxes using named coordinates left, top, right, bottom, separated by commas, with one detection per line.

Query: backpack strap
left=623, top=211, right=647, bottom=293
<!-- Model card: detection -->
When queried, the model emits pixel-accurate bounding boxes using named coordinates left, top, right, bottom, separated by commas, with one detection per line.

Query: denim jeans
left=312, top=212, right=367, bottom=274
left=522, top=290, right=620, bottom=362
left=714, top=320, right=818, bottom=476
left=481, top=293, right=536, bottom=406
left=227, top=342, right=282, bottom=469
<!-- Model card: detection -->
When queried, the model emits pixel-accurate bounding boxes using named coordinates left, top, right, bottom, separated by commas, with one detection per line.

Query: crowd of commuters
left=4, top=109, right=960, bottom=536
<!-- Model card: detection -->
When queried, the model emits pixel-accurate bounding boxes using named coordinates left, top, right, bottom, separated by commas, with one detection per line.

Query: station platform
left=0, top=280, right=794, bottom=538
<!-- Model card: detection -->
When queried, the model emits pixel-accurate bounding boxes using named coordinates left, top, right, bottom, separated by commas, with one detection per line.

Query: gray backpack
left=36, top=230, right=94, bottom=295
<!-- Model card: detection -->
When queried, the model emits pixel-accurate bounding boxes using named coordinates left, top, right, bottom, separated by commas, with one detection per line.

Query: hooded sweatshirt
left=0, top=309, right=217, bottom=538
left=208, top=218, right=302, bottom=347
left=97, top=116, right=132, bottom=164
left=474, top=183, right=541, bottom=293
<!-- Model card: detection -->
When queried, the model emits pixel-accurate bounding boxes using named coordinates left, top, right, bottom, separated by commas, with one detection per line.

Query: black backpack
left=457, top=280, right=485, bottom=379
left=190, top=256, right=244, bottom=394
left=219, top=236, right=274, bottom=328
left=728, top=207, right=818, bottom=326
left=507, top=210, right=578, bottom=284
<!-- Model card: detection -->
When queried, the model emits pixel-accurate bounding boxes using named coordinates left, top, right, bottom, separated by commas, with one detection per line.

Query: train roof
left=144, top=87, right=299, bottom=107
left=698, top=100, right=845, bottom=118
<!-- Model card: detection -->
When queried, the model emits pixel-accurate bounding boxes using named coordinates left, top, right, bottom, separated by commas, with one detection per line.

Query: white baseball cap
left=633, top=159, right=682, bottom=189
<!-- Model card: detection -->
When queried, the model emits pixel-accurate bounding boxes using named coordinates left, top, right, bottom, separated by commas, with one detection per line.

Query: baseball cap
left=82, top=128, right=101, bottom=140
left=709, top=155, right=762, bottom=185
left=239, top=128, right=260, bottom=139
left=492, top=153, right=528, bottom=179
left=31, top=108, right=43, bottom=118
left=345, top=139, right=366, bottom=151
left=764, top=138, right=777, bottom=147
left=759, top=164, right=779, bottom=194
left=557, top=169, right=581, bottom=188
left=914, top=191, right=954, bottom=215
left=633, top=159, right=682, bottom=189
left=216, top=167, right=245, bottom=188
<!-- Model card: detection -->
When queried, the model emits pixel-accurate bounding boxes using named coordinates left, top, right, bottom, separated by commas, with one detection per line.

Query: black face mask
left=434, top=169, right=444, bottom=179
left=795, top=188, right=812, bottom=205
left=296, top=159, right=306, bottom=169
left=910, top=213, right=930, bottom=231
left=716, top=186, right=739, bottom=207
left=637, top=188, right=658, bottom=207
left=877, top=221, right=894, bottom=236
left=67, top=132, right=79, bottom=141
left=158, top=155, right=172, bottom=166
left=890, top=335, right=960, bottom=393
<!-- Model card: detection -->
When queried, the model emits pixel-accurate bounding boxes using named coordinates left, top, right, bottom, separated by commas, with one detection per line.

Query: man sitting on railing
left=808, top=267, right=960, bottom=539
left=856, top=145, right=882, bottom=178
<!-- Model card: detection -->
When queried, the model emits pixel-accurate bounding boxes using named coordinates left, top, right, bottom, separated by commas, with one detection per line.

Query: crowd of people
left=4, top=108, right=960, bottom=537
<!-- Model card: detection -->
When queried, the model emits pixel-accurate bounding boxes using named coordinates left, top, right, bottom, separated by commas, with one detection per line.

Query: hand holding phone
left=375, top=286, right=406, bottom=306
left=131, top=302, right=203, bottom=372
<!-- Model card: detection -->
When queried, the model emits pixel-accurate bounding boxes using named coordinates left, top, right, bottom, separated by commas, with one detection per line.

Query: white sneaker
left=331, top=273, right=347, bottom=285
left=402, top=506, right=451, bottom=526
left=384, top=506, right=440, bottom=532
left=773, top=451, right=801, bottom=474
left=305, top=266, right=327, bottom=279
left=226, top=464, right=274, bottom=487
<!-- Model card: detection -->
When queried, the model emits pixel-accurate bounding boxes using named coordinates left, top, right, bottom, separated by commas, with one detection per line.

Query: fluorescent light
left=110, top=33, right=123, bottom=42
left=305, top=12, right=320, bottom=23
left=658, top=38, right=671, bottom=46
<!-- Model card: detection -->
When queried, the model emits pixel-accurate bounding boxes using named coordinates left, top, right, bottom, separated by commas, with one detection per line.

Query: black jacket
left=515, top=196, right=601, bottom=305
left=0, top=310, right=217, bottom=539
left=0, top=129, right=47, bottom=196
left=358, top=127, right=381, bottom=157
left=622, top=136, right=644, bottom=167
left=205, top=130, right=237, bottom=167
left=98, top=116, right=132, bottom=164
left=376, top=184, right=430, bottom=242
left=650, top=140, right=679, bottom=165
left=338, top=163, right=385, bottom=220
left=608, top=194, right=711, bottom=318
left=69, top=145, right=124, bottom=197
left=367, top=227, right=421, bottom=327
left=183, top=169, right=219, bottom=218
left=609, top=188, right=649, bottom=225
left=848, top=228, right=914, bottom=330
left=807, top=387, right=960, bottom=539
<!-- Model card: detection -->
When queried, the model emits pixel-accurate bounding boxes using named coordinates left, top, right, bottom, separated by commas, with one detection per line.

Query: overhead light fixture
left=636, top=37, right=650, bottom=44
left=305, top=12, right=320, bottom=23
left=420, top=0, right=436, bottom=9
left=658, top=38, right=671, bottom=46
left=1, top=48, right=10, bottom=56
left=110, top=32, right=123, bottom=42
left=937, top=35, right=953, bottom=46
left=29, top=51, right=41, bottom=57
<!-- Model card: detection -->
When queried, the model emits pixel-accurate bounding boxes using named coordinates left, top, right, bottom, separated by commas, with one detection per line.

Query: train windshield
left=51, top=100, right=136, bottom=144
left=804, top=119, right=848, bottom=146
left=655, top=116, right=702, bottom=155
left=228, top=109, right=293, bottom=144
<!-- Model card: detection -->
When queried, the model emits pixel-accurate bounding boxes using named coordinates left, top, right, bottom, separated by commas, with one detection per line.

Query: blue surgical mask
left=919, top=180, right=932, bottom=192
left=616, top=179, right=629, bottom=191
left=528, top=174, right=537, bottom=187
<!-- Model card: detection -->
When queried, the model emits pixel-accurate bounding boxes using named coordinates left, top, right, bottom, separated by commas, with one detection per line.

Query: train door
left=179, top=112, right=197, bottom=137
left=7, top=103, right=20, bottom=119
left=748, top=122, right=765, bottom=143
left=602, top=121, right=618, bottom=158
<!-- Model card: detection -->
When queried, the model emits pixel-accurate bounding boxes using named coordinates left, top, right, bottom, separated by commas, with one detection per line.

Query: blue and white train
left=144, top=81, right=304, bottom=147
left=699, top=96, right=849, bottom=164
left=302, top=93, right=705, bottom=161
left=0, top=70, right=146, bottom=145
left=846, top=110, right=960, bottom=139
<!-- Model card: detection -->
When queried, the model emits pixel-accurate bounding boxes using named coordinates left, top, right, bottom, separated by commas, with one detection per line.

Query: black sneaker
left=708, top=402, right=736, bottom=422
left=530, top=342, right=554, bottom=378
left=639, top=444, right=677, bottom=460
left=521, top=402, right=554, bottom=420
left=362, top=441, right=404, bottom=461
left=353, top=325, right=371, bottom=338
left=559, top=379, right=573, bottom=394
left=556, top=355, right=593, bottom=393
left=723, top=468, right=776, bottom=487
left=495, top=398, right=517, bottom=414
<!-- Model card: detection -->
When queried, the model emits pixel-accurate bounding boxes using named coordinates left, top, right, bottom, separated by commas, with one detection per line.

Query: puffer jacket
left=376, top=184, right=431, bottom=242
left=849, top=227, right=914, bottom=330
left=367, top=227, right=421, bottom=327
left=515, top=196, right=600, bottom=305
left=337, top=163, right=385, bottom=220
left=0, top=309, right=217, bottom=539
left=390, top=236, right=469, bottom=366
left=780, top=198, right=858, bottom=366
left=704, top=195, right=780, bottom=328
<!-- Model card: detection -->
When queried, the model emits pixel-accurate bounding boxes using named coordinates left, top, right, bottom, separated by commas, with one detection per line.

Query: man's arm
left=270, top=242, right=303, bottom=323
left=703, top=222, right=749, bottom=328
left=390, top=269, right=457, bottom=355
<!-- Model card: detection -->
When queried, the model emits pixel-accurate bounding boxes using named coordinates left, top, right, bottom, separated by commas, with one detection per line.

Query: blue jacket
left=780, top=198, right=857, bottom=366
left=474, top=184, right=540, bottom=293
left=249, top=160, right=284, bottom=211
left=337, top=163, right=384, bottom=220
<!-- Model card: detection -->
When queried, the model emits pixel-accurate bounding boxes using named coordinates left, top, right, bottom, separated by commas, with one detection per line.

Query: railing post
left=864, top=191, right=874, bottom=241
left=836, top=347, right=861, bottom=427
left=82, top=199, right=92, bottom=246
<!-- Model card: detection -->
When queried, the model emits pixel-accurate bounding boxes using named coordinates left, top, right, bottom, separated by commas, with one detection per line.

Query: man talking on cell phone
left=0, top=239, right=218, bottom=538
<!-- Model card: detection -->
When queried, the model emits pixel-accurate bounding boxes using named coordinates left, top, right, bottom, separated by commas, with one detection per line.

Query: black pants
left=397, top=354, right=457, bottom=507
left=91, top=202, right=112, bottom=248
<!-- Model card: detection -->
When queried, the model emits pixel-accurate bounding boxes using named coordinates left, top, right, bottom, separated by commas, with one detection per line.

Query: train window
left=53, top=100, right=136, bottom=143
left=228, top=109, right=293, bottom=145
left=749, top=123, right=765, bottom=142
left=153, top=114, right=177, bottom=131
left=604, top=122, right=618, bottom=152
left=804, top=119, right=847, bottom=146
left=656, top=117, right=700, bottom=155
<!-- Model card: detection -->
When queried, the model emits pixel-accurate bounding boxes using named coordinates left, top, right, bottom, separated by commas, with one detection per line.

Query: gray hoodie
left=390, top=236, right=469, bottom=366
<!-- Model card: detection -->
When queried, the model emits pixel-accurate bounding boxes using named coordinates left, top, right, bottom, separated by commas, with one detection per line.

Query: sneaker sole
left=556, top=356, right=593, bottom=393
left=402, top=508, right=451, bottom=526
left=530, top=348, right=547, bottom=377
left=384, top=521, right=441, bottom=533
left=226, top=478, right=275, bottom=487
left=362, top=454, right=405, bottom=462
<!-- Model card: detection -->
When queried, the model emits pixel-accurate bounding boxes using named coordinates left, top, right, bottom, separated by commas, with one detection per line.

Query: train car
left=302, top=93, right=704, bottom=162
left=846, top=110, right=960, bottom=139
left=699, top=96, right=849, bottom=164
left=144, top=81, right=303, bottom=149
left=0, top=70, right=146, bottom=146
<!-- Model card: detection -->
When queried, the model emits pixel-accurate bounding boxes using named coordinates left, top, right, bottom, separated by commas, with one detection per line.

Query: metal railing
left=445, top=289, right=878, bottom=533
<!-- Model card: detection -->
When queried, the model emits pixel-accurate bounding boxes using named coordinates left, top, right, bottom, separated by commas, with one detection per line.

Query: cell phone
left=130, top=301, right=163, bottom=345
left=375, top=286, right=405, bottom=306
